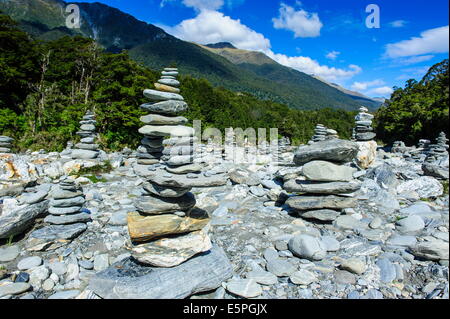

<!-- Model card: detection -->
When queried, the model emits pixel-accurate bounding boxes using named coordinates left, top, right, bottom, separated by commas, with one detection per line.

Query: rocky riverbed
left=0, top=139, right=448, bottom=300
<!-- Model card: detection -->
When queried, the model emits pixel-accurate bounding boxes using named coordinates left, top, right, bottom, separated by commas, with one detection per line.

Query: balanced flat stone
left=286, top=195, right=357, bottom=211
left=143, top=182, right=192, bottom=198
left=284, top=179, right=361, bottom=194
left=140, top=100, right=188, bottom=115
left=163, top=146, right=193, bottom=156
left=165, top=155, right=194, bottom=166
left=71, top=149, right=99, bottom=160
left=139, top=125, right=194, bottom=137
left=75, top=143, right=99, bottom=151
left=294, top=139, right=358, bottom=166
left=140, top=114, right=187, bottom=125
left=44, top=213, right=91, bottom=225
left=50, top=196, right=85, bottom=208
left=302, top=161, right=357, bottom=182
left=0, top=201, right=49, bottom=239
left=300, top=209, right=341, bottom=222
left=127, top=209, right=210, bottom=242
left=154, top=83, right=180, bottom=94
left=163, top=137, right=197, bottom=146
left=161, top=71, right=178, bottom=76
left=158, top=79, right=180, bottom=87
left=143, top=89, right=184, bottom=102
left=88, top=245, right=233, bottom=299
left=134, top=192, right=196, bottom=215
left=29, top=223, right=87, bottom=241
left=141, top=137, right=164, bottom=148
left=48, top=206, right=82, bottom=215
left=140, top=167, right=227, bottom=188
left=131, top=229, right=212, bottom=267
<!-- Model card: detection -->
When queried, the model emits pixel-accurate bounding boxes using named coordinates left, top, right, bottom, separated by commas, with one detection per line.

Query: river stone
left=127, top=209, right=209, bottom=242
left=302, top=161, right=356, bottom=182
left=163, top=137, right=197, bottom=146
left=139, top=125, right=194, bottom=137
left=51, top=189, right=83, bottom=200
left=284, top=179, right=360, bottom=194
left=396, top=215, right=425, bottom=234
left=154, top=83, right=180, bottom=93
left=396, top=176, right=444, bottom=199
left=288, top=235, right=327, bottom=261
left=141, top=137, right=164, bottom=148
left=290, top=269, right=317, bottom=285
left=140, top=100, right=188, bottom=115
left=163, top=146, right=194, bottom=156
left=334, top=270, right=356, bottom=285
left=225, top=279, right=262, bottom=298
left=29, top=223, right=87, bottom=241
left=287, top=195, right=357, bottom=211
left=143, top=89, right=184, bottom=102
left=294, top=139, right=358, bottom=166
left=376, top=258, right=396, bottom=283
left=134, top=192, right=196, bottom=215
left=0, top=201, right=49, bottom=239
left=131, top=229, right=212, bottom=267
left=158, top=79, right=180, bottom=87
left=49, top=196, right=85, bottom=208
left=140, top=114, right=187, bottom=125
left=165, top=155, right=194, bottom=166
left=143, top=182, right=192, bottom=198
left=300, top=209, right=340, bottom=222
left=18, top=191, right=48, bottom=205
left=166, top=163, right=202, bottom=174
left=88, top=245, right=233, bottom=299
left=0, top=283, right=31, bottom=297
left=334, top=215, right=367, bottom=230
left=71, top=149, right=99, bottom=160
left=48, top=290, right=80, bottom=299
left=246, top=270, right=278, bottom=285
left=80, top=124, right=95, bottom=131
left=266, top=258, right=296, bottom=277
left=17, top=256, right=43, bottom=270
left=229, top=168, right=261, bottom=186
left=409, top=240, right=449, bottom=261
left=75, top=143, right=99, bottom=151
left=0, top=245, right=20, bottom=262
left=340, top=258, right=367, bottom=275
left=48, top=206, right=82, bottom=215
left=422, top=163, right=449, bottom=179
left=44, top=213, right=91, bottom=225
left=161, top=71, right=178, bottom=76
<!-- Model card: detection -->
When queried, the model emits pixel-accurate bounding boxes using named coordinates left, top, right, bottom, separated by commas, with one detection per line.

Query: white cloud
left=396, top=55, right=435, bottom=66
left=385, top=25, right=449, bottom=58
left=267, top=52, right=362, bottom=82
left=350, top=79, right=385, bottom=91
left=368, top=86, right=393, bottom=97
left=389, top=20, right=408, bottom=28
left=326, top=51, right=340, bottom=60
left=162, top=10, right=271, bottom=51
left=272, top=3, right=323, bottom=38
left=182, top=0, right=224, bottom=11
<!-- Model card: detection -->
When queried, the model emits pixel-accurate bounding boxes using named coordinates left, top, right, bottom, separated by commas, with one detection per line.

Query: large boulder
left=88, top=245, right=233, bottom=299
left=294, top=139, right=358, bottom=166
left=355, top=141, right=377, bottom=169
left=396, top=176, right=443, bottom=200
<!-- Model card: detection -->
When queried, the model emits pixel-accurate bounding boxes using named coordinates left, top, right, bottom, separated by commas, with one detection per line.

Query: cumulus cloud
left=350, top=79, right=385, bottom=92
left=163, top=10, right=271, bottom=51
left=272, top=3, right=323, bottom=38
left=326, top=51, right=340, bottom=60
left=385, top=25, right=449, bottom=58
left=368, top=86, right=393, bottom=96
left=182, top=0, right=224, bottom=11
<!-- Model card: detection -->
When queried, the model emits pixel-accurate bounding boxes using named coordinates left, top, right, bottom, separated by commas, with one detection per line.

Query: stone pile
left=418, top=139, right=431, bottom=150
left=310, top=124, right=327, bottom=143
left=26, top=178, right=90, bottom=251
left=0, top=136, right=14, bottom=154
left=326, top=128, right=339, bottom=140
left=286, top=139, right=361, bottom=223
left=425, top=132, right=449, bottom=162
left=392, top=141, right=408, bottom=153
left=422, top=132, right=449, bottom=179
left=354, top=107, right=376, bottom=141
left=71, top=111, right=100, bottom=160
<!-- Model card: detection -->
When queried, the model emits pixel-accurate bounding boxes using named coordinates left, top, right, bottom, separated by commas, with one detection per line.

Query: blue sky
left=74, top=0, right=449, bottom=98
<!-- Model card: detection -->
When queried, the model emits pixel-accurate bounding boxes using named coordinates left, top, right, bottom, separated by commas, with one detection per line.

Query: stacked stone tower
left=72, top=111, right=100, bottom=160
left=0, top=136, right=14, bottom=154
left=129, top=67, right=212, bottom=267
left=310, top=124, right=327, bottom=143
left=354, top=107, right=376, bottom=141
left=425, top=132, right=449, bottom=163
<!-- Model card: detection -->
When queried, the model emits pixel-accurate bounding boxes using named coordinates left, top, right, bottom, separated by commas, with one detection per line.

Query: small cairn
left=27, top=177, right=90, bottom=250
left=392, top=141, right=408, bottom=154
left=354, top=107, right=376, bottom=141
left=422, top=132, right=449, bottom=179
left=310, top=124, right=328, bottom=143
left=425, top=132, right=449, bottom=163
left=418, top=139, right=431, bottom=150
left=325, top=128, right=339, bottom=140
left=0, top=136, right=14, bottom=154
left=72, top=111, right=100, bottom=160
left=130, top=67, right=213, bottom=267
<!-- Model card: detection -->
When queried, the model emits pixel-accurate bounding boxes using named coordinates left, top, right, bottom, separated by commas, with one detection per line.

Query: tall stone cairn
left=129, top=67, right=212, bottom=268
left=71, top=111, right=100, bottom=160
left=310, top=124, right=328, bottom=143
left=425, top=132, right=449, bottom=163
left=0, top=136, right=14, bottom=154
left=354, top=107, right=376, bottom=141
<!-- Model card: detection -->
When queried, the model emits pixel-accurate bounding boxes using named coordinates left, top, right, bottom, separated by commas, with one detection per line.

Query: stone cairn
left=284, top=140, right=360, bottom=224
left=310, top=124, right=327, bottom=143
left=129, top=67, right=212, bottom=267
left=45, top=178, right=91, bottom=226
left=326, top=128, right=339, bottom=140
left=71, top=111, right=100, bottom=160
left=27, top=177, right=90, bottom=250
left=425, top=132, right=449, bottom=163
left=354, top=107, right=376, bottom=142
left=0, top=136, right=14, bottom=154
left=392, top=141, right=408, bottom=153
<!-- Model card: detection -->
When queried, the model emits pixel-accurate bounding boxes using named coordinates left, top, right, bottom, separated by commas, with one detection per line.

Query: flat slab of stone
left=143, top=89, right=184, bottom=102
left=154, top=83, right=180, bottom=93
left=409, top=240, right=449, bottom=261
left=140, top=114, right=187, bottom=125
left=286, top=195, right=357, bottom=211
left=88, top=245, right=233, bottom=299
left=225, top=279, right=262, bottom=298
left=302, top=161, right=356, bottom=182
left=0, top=201, right=49, bottom=239
left=131, top=228, right=212, bottom=267
left=143, top=182, right=191, bottom=198
left=139, top=125, right=194, bottom=137
left=294, top=139, right=358, bottom=166
left=71, top=149, right=99, bottom=160
left=158, top=79, right=180, bottom=87
left=29, top=223, right=87, bottom=241
left=134, top=192, right=196, bottom=215
left=127, top=209, right=210, bottom=242
left=0, top=283, right=31, bottom=297
left=140, top=100, right=188, bottom=115
left=300, top=209, right=341, bottom=222
left=284, top=179, right=360, bottom=194
left=44, top=213, right=91, bottom=225
left=0, top=245, right=20, bottom=262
